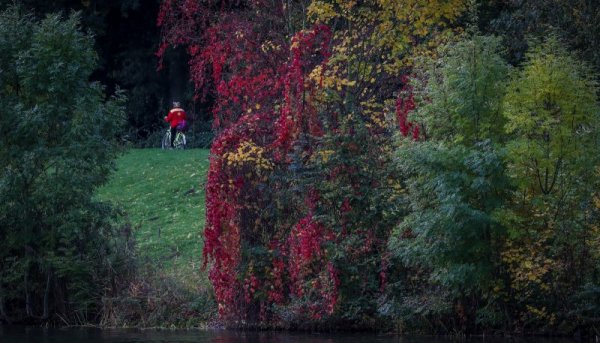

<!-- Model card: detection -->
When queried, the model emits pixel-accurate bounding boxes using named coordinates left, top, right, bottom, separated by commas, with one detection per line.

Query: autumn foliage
left=158, top=0, right=600, bottom=334
left=157, top=0, right=459, bottom=325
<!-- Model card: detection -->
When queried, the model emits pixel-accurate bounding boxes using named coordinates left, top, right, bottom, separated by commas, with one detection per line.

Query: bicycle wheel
left=174, top=132, right=186, bottom=149
left=161, top=130, right=171, bottom=150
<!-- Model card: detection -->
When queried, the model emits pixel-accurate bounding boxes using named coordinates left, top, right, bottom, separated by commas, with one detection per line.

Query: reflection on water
left=0, top=326, right=576, bottom=343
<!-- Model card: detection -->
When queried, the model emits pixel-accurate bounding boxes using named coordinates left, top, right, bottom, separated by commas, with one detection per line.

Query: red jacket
left=165, top=108, right=187, bottom=128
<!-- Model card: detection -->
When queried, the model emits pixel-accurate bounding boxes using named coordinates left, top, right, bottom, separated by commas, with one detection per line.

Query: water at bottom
left=0, top=326, right=576, bottom=343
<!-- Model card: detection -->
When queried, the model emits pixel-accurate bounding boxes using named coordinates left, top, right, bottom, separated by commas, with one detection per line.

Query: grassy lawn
left=98, top=148, right=210, bottom=274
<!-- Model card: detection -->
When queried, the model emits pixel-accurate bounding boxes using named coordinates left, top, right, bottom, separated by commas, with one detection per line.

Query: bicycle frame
left=161, top=127, right=186, bottom=150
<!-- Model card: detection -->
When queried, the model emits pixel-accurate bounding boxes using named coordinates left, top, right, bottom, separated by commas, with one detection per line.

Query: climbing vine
left=158, top=0, right=468, bottom=326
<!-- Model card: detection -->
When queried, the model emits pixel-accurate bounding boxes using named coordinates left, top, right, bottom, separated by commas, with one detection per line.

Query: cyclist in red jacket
left=164, top=101, right=187, bottom=148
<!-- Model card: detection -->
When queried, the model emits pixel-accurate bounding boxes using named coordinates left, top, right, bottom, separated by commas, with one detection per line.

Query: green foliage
left=414, top=35, right=509, bottom=144
left=391, top=141, right=510, bottom=317
left=306, top=115, right=405, bottom=323
left=392, top=38, right=512, bottom=317
left=499, top=36, right=600, bottom=331
left=393, top=141, right=508, bottom=288
left=0, top=6, right=128, bottom=323
left=504, top=35, right=600, bottom=198
left=391, top=33, right=600, bottom=333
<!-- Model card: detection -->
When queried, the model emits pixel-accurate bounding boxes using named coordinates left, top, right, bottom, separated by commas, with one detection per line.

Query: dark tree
left=0, top=6, right=130, bottom=324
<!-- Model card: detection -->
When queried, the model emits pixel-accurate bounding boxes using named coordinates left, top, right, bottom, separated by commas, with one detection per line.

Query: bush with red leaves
left=158, top=0, right=408, bottom=326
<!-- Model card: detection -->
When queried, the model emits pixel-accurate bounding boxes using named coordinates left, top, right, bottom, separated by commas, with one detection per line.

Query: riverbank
left=0, top=326, right=502, bottom=343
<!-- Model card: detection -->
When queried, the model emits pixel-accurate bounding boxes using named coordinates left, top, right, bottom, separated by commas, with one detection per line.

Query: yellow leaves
left=524, top=305, right=555, bottom=324
left=501, top=238, right=555, bottom=296
left=315, top=150, right=335, bottom=163
left=308, top=64, right=356, bottom=91
left=315, top=0, right=467, bottom=65
left=341, top=79, right=356, bottom=87
left=378, top=0, right=467, bottom=30
left=308, top=65, right=324, bottom=84
left=369, top=111, right=386, bottom=129
left=222, top=140, right=273, bottom=173
left=333, top=45, right=348, bottom=54
left=260, top=40, right=281, bottom=53
left=308, top=0, right=361, bottom=22
left=360, top=99, right=389, bottom=129
left=234, top=30, right=245, bottom=39
left=339, top=0, right=357, bottom=11
left=304, top=0, right=468, bottom=117
left=387, top=178, right=403, bottom=193
left=290, top=39, right=300, bottom=50
left=307, top=1, right=337, bottom=22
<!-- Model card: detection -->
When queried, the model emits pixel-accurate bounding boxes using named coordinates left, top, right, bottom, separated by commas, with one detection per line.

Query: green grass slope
left=98, top=148, right=209, bottom=273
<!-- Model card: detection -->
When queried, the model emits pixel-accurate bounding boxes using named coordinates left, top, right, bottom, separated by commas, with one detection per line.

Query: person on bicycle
left=164, top=101, right=187, bottom=148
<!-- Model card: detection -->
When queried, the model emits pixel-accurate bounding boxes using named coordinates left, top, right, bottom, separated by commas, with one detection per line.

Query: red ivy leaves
left=396, top=75, right=420, bottom=140
left=160, top=0, right=333, bottom=321
left=188, top=19, right=286, bottom=128
left=274, top=24, right=331, bottom=161
left=287, top=214, right=339, bottom=317
left=158, top=0, right=409, bottom=324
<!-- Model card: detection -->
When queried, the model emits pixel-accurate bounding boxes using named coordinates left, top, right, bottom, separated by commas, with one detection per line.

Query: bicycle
left=162, top=127, right=187, bottom=150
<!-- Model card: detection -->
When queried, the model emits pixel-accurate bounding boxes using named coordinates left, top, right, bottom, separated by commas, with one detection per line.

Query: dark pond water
left=0, top=326, right=578, bottom=343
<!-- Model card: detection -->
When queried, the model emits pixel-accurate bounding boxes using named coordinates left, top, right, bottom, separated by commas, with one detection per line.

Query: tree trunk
left=0, top=282, right=11, bottom=324
left=54, top=279, right=68, bottom=318
left=24, top=273, right=33, bottom=317
left=42, top=271, right=52, bottom=320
